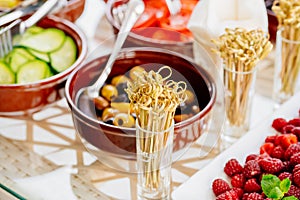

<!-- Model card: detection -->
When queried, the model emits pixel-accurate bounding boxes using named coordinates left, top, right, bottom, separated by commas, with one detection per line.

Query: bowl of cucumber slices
left=0, top=15, right=87, bottom=116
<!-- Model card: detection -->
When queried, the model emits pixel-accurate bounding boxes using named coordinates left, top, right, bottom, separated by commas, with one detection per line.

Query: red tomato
left=159, top=0, right=198, bottom=36
left=159, top=13, right=191, bottom=33
left=134, top=8, right=157, bottom=28
left=133, top=0, right=198, bottom=40
left=134, top=0, right=169, bottom=28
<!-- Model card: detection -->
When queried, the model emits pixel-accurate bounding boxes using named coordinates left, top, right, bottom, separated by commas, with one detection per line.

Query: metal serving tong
left=0, top=0, right=59, bottom=58
left=0, top=0, right=67, bottom=27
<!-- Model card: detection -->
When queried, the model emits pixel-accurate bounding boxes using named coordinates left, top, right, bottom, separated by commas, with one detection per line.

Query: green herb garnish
left=261, top=174, right=298, bottom=200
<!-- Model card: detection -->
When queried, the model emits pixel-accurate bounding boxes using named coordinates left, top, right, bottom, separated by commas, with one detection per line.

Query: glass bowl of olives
left=65, top=47, right=217, bottom=172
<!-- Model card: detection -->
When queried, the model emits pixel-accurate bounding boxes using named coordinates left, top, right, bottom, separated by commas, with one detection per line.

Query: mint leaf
left=282, top=196, right=298, bottom=200
left=261, top=174, right=281, bottom=196
left=280, top=178, right=291, bottom=193
left=268, top=187, right=284, bottom=199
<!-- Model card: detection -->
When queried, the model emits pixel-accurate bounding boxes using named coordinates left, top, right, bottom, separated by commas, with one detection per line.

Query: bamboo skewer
left=126, top=66, right=186, bottom=194
left=272, top=0, right=300, bottom=98
left=212, top=28, right=273, bottom=127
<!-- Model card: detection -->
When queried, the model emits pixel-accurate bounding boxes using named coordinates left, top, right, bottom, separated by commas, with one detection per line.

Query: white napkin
left=13, top=166, right=78, bottom=200
left=187, top=0, right=269, bottom=66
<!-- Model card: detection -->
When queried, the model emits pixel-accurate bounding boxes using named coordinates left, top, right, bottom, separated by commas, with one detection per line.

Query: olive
left=174, top=114, right=192, bottom=123
left=111, top=75, right=130, bottom=86
left=116, top=82, right=128, bottom=95
left=129, top=66, right=145, bottom=80
left=191, top=105, right=200, bottom=114
left=113, top=113, right=135, bottom=128
left=111, top=102, right=131, bottom=113
left=104, top=118, right=114, bottom=125
left=175, top=102, right=188, bottom=115
left=93, top=96, right=109, bottom=110
left=101, top=84, right=118, bottom=101
left=111, top=93, right=129, bottom=103
left=184, top=89, right=195, bottom=105
left=102, top=107, right=120, bottom=121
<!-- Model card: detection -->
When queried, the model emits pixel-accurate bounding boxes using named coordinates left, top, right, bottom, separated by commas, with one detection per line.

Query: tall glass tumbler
left=273, top=27, right=300, bottom=105
left=136, top=120, right=174, bottom=200
left=223, top=64, right=257, bottom=140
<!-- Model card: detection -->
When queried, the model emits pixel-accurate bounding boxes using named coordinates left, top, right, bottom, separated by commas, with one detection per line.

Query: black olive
left=111, top=93, right=129, bottom=103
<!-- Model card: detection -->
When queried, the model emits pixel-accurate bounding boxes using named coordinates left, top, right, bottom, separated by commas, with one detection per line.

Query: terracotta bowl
left=0, top=15, right=88, bottom=116
left=265, top=0, right=278, bottom=43
left=55, top=0, right=86, bottom=22
left=105, top=0, right=196, bottom=58
left=65, top=47, right=216, bottom=171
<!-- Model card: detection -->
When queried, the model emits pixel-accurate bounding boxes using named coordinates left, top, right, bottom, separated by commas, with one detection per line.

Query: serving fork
left=0, top=0, right=59, bottom=58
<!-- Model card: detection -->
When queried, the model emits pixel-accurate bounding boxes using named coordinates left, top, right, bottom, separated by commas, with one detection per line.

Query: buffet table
left=0, top=0, right=295, bottom=199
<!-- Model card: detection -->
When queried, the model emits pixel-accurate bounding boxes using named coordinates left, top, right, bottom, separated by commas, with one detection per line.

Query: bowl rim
left=105, top=0, right=193, bottom=46
left=0, top=15, right=88, bottom=88
left=65, top=47, right=217, bottom=137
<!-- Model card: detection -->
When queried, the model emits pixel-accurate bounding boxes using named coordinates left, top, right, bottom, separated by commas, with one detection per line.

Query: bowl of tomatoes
left=105, top=0, right=198, bottom=58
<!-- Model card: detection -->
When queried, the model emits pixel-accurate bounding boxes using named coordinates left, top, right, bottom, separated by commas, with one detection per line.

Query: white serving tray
left=172, top=92, right=300, bottom=200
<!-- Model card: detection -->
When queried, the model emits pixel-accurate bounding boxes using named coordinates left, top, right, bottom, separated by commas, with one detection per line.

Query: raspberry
left=243, top=160, right=261, bottom=178
left=286, top=185, right=300, bottom=199
left=282, top=134, right=298, bottom=149
left=293, top=164, right=300, bottom=174
left=259, top=157, right=283, bottom=174
left=265, top=135, right=277, bottom=143
left=242, top=193, right=249, bottom=200
left=278, top=172, right=293, bottom=181
left=244, top=178, right=261, bottom=193
left=245, top=192, right=264, bottom=200
left=272, top=118, right=288, bottom=132
left=231, top=174, right=245, bottom=188
left=282, top=124, right=295, bottom=134
left=275, top=135, right=285, bottom=146
left=260, top=142, right=274, bottom=155
left=216, top=189, right=239, bottom=200
left=282, top=161, right=293, bottom=172
left=290, top=152, right=300, bottom=166
left=212, top=178, right=231, bottom=196
left=271, top=145, right=285, bottom=159
left=245, top=154, right=259, bottom=163
left=293, top=170, right=300, bottom=187
left=224, top=158, right=243, bottom=177
left=293, top=127, right=300, bottom=138
left=288, top=118, right=300, bottom=127
left=284, top=143, right=300, bottom=160
left=231, top=187, right=244, bottom=199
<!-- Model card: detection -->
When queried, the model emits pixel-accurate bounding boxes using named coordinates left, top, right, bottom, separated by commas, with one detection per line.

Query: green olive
left=101, top=84, right=118, bottom=101
left=129, top=66, right=145, bottom=81
left=102, top=107, right=120, bottom=121
left=113, top=113, right=135, bottom=128
left=174, top=114, right=191, bottom=123
left=184, top=89, right=195, bottom=105
left=192, top=105, right=200, bottom=114
left=111, top=75, right=130, bottom=86
left=111, top=102, right=131, bottom=113
left=93, top=96, right=109, bottom=110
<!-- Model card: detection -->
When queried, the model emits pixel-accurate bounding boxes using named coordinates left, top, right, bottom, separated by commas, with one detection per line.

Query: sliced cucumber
left=50, top=36, right=77, bottom=72
left=19, top=28, right=66, bottom=52
left=13, top=26, right=44, bottom=45
left=26, top=26, right=44, bottom=35
left=1, top=26, right=78, bottom=84
left=27, top=48, right=50, bottom=63
left=9, top=48, right=35, bottom=72
left=17, top=60, right=50, bottom=84
left=0, top=61, right=15, bottom=84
